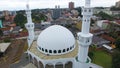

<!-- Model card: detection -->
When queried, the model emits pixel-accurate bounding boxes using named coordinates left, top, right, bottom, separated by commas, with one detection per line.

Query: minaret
left=77, top=0, right=93, bottom=68
left=25, top=3, right=35, bottom=47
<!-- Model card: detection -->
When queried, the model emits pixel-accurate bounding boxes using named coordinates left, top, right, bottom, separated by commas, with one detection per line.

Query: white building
left=96, top=20, right=110, bottom=29
left=25, top=0, right=102, bottom=68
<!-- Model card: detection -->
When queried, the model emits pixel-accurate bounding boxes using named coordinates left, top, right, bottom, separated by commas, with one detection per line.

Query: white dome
left=37, top=25, right=75, bottom=55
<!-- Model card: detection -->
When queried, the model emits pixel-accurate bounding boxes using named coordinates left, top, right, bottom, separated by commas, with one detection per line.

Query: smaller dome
left=37, top=25, right=75, bottom=55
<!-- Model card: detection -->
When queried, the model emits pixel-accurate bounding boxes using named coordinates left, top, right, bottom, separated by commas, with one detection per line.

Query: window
left=58, top=50, right=61, bottom=53
left=72, top=45, right=74, bottom=48
left=54, top=50, right=57, bottom=53
left=45, top=49, right=48, bottom=52
left=67, top=48, right=69, bottom=51
left=63, top=49, right=65, bottom=52
left=28, top=25, right=30, bottom=27
left=89, top=9, right=91, bottom=12
left=39, top=47, right=41, bottom=50
left=49, top=50, right=52, bottom=53
left=86, top=38, right=90, bottom=43
left=42, top=48, right=44, bottom=51
left=70, top=46, right=72, bottom=50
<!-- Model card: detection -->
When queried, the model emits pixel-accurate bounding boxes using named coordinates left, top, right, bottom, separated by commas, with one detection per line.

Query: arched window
left=67, top=48, right=69, bottom=51
left=70, top=46, right=72, bottom=50
left=49, top=50, right=52, bottom=53
left=45, top=49, right=48, bottom=52
left=39, top=47, right=41, bottom=50
left=58, top=50, right=61, bottom=53
left=72, top=45, right=74, bottom=48
left=54, top=50, right=57, bottom=53
left=28, top=25, right=30, bottom=27
left=63, top=49, right=65, bottom=52
left=42, top=48, right=44, bottom=51
left=89, top=9, right=91, bottom=12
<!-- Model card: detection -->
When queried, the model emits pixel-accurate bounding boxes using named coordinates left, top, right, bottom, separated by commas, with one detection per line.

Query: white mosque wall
left=27, top=51, right=75, bottom=68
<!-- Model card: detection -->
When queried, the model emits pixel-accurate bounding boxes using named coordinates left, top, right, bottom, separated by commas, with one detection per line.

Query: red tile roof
left=101, top=34, right=115, bottom=43
left=0, top=27, right=11, bottom=31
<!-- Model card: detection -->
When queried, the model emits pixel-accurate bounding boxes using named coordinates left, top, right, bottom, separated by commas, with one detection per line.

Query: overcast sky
left=0, top=0, right=119, bottom=11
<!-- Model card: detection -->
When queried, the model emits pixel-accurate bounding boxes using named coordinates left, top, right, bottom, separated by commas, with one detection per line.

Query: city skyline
left=0, top=0, right=119, bottom=11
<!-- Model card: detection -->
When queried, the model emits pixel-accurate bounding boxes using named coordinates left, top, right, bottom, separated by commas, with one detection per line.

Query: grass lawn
left=92, top=50, right=112, bottom=68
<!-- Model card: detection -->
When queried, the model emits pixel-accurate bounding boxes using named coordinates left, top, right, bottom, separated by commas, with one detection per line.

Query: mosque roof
left=37, top=25, right=75, bottom=55
left=29, top=41, right=78, bottom=60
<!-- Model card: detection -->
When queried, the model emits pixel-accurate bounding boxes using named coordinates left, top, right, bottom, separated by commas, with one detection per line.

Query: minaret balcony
left=25, top=23, right=34, bottom=30
left=82, top=7, right=93, bottom=16
left=77, top=32, right=93, bottom=46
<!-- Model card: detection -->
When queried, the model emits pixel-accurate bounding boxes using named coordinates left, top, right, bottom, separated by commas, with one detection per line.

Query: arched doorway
left=34, top=57, right=38, bottom=67
left=55, top=62, right=63, bottom=68
left=65, top=61, right=72, bottom=68
left=39, top=61, right=44, bottom=68
left=45, top=63, right=54, bottom=68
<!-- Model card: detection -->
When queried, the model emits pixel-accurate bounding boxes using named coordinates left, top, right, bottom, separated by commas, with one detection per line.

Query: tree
left=112, top=50, right=120, bottom=68
left=96, top=11, right=114, bottom=20
left=14, top=14, right=27, bottom=28
left=0, top=29, right=3, bottom=37
left=4, top=37, right=11, bottom=42
left=90, top=19, right=95, bottom=26
left=32, top=13, right=47, bottom=23
left=115, top=38, right=120, bottom=50
left=75, top=7, right=82, bottom=17
left=0, top=16, right=5, bottom=22
left=110, top=6, right=120, bottom=11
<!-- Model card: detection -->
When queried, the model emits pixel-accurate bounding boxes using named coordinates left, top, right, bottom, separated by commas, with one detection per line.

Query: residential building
left=52, top=5, right=61, bottom=19
left=69, top=2, right=74, bottom=10
left=116, top=1, right=120, bottom=8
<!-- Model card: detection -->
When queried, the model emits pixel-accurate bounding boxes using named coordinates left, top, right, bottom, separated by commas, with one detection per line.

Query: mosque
left=25, top=0, right=95, bottom=68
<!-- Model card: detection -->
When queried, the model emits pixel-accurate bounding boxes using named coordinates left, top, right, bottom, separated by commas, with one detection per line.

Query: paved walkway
left=0, top=39, right=26, bottom=68
left=10, top=53, right=29, bottom=68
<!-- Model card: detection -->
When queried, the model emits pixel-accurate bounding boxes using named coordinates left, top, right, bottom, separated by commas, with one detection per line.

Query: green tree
left=112, top=50, right=120, bottom=68
left=96, top=11, right=114, bottom=20
left=91, top=19, right=95, bottom=26
left=75, top=7, right=82, bottom=17
left=4, top=37, right=11, bottom=42
left=115, top=38, right=120, bottom=51
left=0, top=29, right=3, bottom=37
left=110, top=6, right=120, bottom=11
left=0, top=16, right=5, bottom=22
left=14, top=14, right=27, bottom=28
left=32, top=13, right=47, bottom=23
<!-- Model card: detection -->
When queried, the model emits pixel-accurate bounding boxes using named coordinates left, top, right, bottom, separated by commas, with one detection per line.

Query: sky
left=0, top=0, right=119, bottom=11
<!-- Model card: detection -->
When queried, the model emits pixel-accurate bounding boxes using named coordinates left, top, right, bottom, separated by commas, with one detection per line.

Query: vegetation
left=75, top=7, right=82, bottom=17
left=14, top=14, right=27, bottom=28
left=0, top=16, right=5, bottom=22
left=110, top=6, right=120, bottom=11
left=4, top=38, right=11, bottom=42
left=89, top=46, right=112, bottom=68
left=115, top=38, right=120, bottom=51
left=96, top=11, right=114, bottom=20
left=92, top=50, right=112, bottom=68
left=112, top=50, right=120, bottom=68
left=91, top=19, right=95, bottom=26
left=0, top=29, right=3, bottom=37
left=32, top=13, right=47, bottom=23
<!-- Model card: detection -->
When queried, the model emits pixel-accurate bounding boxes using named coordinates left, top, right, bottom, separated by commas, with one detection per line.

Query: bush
left=88, top=51, right=94, bottom=59
left=4, top=38, right=11, bottom=42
